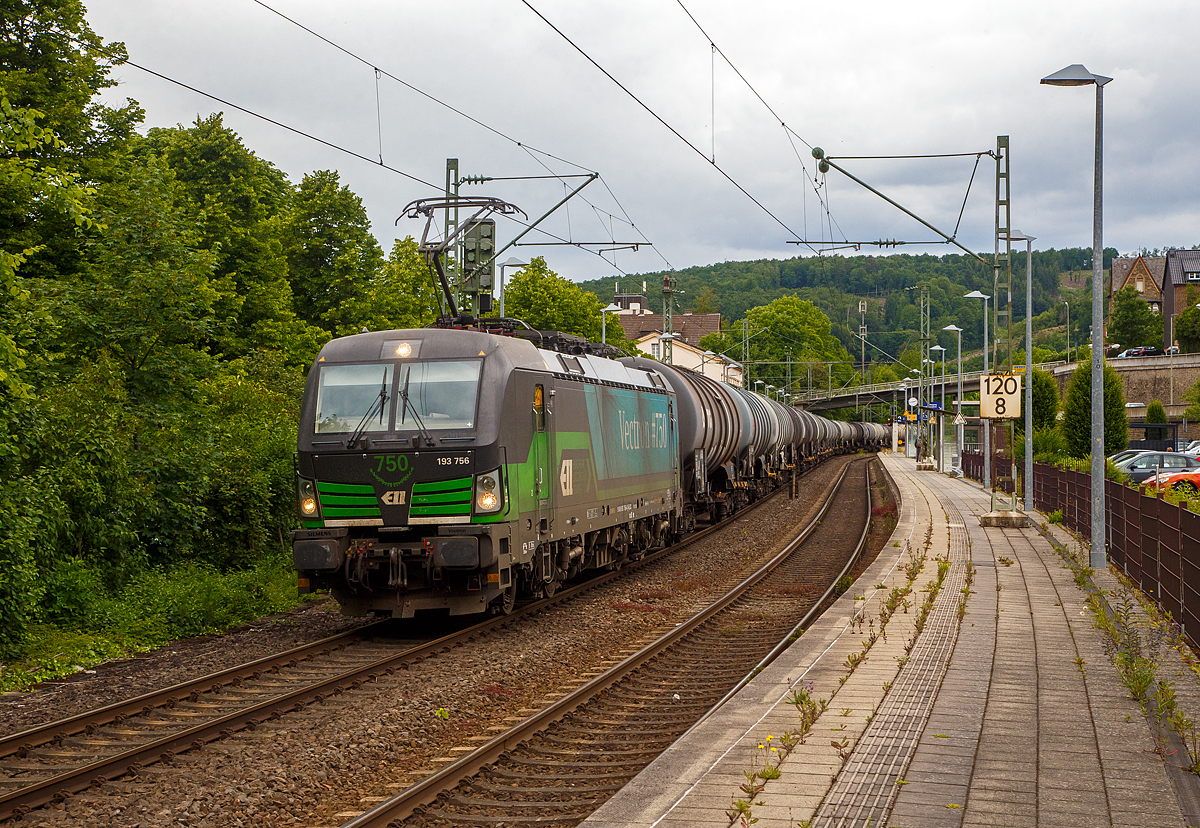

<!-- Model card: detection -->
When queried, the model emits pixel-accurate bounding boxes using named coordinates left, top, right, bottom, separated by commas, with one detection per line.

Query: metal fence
left=960, top=450, right=1017, bottom=494
left=1032, top=463, right=1200, bottom=639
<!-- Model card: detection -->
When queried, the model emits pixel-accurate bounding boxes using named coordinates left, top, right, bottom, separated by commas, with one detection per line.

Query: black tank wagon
left=291, top=326, right=888, bottom=619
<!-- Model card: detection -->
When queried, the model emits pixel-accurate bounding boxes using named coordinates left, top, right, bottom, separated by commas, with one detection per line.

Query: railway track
left=0, top=460, right=843, bottom=822
left=341, top=456, right=875, bottom=828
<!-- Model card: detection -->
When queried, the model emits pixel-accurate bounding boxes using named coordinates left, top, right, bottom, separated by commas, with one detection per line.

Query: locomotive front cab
left=292, top=330, right=523, bottom=618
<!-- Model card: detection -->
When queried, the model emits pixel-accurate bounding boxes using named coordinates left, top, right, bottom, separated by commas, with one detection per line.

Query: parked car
left=1138, top=346, right=1166, bottom=357
left=1115, top=451, right=1200, bottom=484
left=1183, top=440, right=1200, bottom=456
left=1167, top=346, right=1180, bottom=355
left=1109, top=449, right=1153, bottom=466
left=1146, top=468, right=1200, bottom=495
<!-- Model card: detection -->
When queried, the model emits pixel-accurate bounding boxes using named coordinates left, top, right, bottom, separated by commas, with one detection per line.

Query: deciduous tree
left=1108, top=286, right=1163, bottom=351
left=501, top=257, right=605, bottom=341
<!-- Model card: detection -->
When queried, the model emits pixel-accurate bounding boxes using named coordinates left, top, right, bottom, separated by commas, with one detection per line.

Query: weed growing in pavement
left=957, top=562, right=976, bottom=621
left=1171, top=709, right=1200, bottom=773
left=786, top=682, right=822, bottom=743
left=725, top=735, right=794, bottom=826
left=1047, top=508, right=1064, bottom=524
left=1150, top=680, right=1178, bottom=757
left=832, top=736, right=851, bottom=762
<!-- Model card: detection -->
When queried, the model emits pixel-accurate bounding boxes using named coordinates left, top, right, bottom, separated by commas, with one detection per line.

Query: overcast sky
left=87, top=0, right=1200, bottom=286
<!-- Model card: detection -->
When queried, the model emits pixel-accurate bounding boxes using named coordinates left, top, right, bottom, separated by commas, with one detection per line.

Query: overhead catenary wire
left=249, top=0, right=669, bottom=271
left=249, top=0, right=594, bottom=176
left=519, top=0, right=815, bottom=254
left=674, top=0, right=847, bottom=252
left=126, top=60, right=441, bottom=190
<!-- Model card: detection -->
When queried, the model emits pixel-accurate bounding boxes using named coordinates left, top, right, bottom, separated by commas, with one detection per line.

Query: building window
left=1136, top=278, right=1144, bottom=292
left=1188, top=271, right=1200, bottom=283
left=651, top=343, right=660, bottom=359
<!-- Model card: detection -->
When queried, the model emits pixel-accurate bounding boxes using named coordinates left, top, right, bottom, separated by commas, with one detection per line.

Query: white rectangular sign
left=980, top=373, right=1022, bottom=419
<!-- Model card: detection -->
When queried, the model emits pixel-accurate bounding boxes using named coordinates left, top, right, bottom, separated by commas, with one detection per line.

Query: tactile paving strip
left=812, top=501, right=970, bottom=827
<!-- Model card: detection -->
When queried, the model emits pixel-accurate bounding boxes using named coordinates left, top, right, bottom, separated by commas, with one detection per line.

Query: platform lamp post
left=909, top=368, right=920, bottom=459
left=497, top=257, right=528, bottom=319
left=965, top=290, right=991, bottom=487
left=931, top=345, right=946, bottom=472
left=1011, top=230, right=1036, bottom=511
left=601, top=303, right=622, bottom=344
left=1064, top=301, right=1070, bottom=362
left=767, top=384, right=776, bottom=400
left=1043, top=62, right=1112, bottom=569
left=940, top=321, right=960, bottom=470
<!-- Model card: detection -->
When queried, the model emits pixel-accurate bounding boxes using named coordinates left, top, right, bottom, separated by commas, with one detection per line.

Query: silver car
left=1115, top=452, right=1200, bottom=484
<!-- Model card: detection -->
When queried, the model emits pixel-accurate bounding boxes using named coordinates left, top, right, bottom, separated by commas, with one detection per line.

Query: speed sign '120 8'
left=980, top=374, right=1022, bottom=419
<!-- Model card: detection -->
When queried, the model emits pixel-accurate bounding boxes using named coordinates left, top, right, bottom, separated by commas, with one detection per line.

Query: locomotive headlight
left=297, top=477, right=319, bottom=517
left=474, top=469, right=503, bottom=513
left=381, top=339, right=420, bottom=359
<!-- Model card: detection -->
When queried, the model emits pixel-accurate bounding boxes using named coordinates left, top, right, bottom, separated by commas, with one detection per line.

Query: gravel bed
left=14, top=455, right=865, bottom=828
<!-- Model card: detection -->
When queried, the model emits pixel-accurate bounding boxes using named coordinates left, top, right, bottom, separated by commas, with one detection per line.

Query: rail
left=341, top=459, right=873, bottom=828
left=0, top=463, right=812, bottom=821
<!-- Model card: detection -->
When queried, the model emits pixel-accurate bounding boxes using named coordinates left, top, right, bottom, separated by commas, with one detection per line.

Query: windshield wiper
left=399, top=366, right=437, bottom=447
left=346, top=370, right=389, bottom=449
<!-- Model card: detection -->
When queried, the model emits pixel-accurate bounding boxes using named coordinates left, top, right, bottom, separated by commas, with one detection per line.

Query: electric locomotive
left=292, top=327, right=683, bottom=617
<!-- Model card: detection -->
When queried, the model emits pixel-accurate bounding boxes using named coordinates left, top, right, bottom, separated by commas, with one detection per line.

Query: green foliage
left=1061, top=361, right=1127, bottom=458
left=1031, top=369, right=1059, bottom=432
left=282, top=168, right=384, bottom=333
left=698, top=295, right=852, bottom=394
left=1145, top=400, right=1168, bottom=441
left=69, top=154, right=218, bottom=401
left=501, top=257, right=607, bottom=341
left=1032, top=426, right=1066, bottom=460
left=332, top=237, right=438, bottom=336
left=1108, top=287, right=1163, bottom=351
left=0, top=557, right=303, bottom=691
left=581, top=247, right=1117, bottom=367
left=1186, top=378, right=1200, bottom=424
left=1177, top=305, right=1200, bottom=354
left=141, top=114, right=311, bottom=358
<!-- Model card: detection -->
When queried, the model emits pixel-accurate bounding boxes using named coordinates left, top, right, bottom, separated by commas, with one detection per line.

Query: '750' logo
left=380, top=491, right=407, bottom=506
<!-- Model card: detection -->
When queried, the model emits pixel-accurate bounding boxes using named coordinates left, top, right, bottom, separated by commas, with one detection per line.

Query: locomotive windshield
left=315, top=364, right=395, bottom=434
left=398, top=360, right=481, bottom=430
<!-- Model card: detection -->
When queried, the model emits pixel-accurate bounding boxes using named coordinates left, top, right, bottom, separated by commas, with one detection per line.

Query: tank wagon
left=291, top=327, right=887, bottom=619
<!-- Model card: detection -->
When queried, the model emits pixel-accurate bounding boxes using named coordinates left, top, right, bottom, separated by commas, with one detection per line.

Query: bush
left=41, top=559, right=105, bottom=628
left=0, top=556, right=304, bottom=691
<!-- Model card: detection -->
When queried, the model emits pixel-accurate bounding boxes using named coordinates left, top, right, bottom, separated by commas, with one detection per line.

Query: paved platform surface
left=581, top=453, right=1192, bottom=828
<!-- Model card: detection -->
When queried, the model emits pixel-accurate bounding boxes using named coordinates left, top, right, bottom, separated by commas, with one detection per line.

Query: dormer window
left=1188, top=270, right=1200, bottom=283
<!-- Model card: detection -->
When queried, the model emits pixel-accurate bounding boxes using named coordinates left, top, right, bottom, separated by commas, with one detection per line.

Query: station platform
left=582, top=453, right=1195, bottom=828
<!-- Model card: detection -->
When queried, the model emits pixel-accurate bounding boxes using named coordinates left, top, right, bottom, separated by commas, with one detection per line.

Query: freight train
left=291, top=326, right=888, bottom=618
